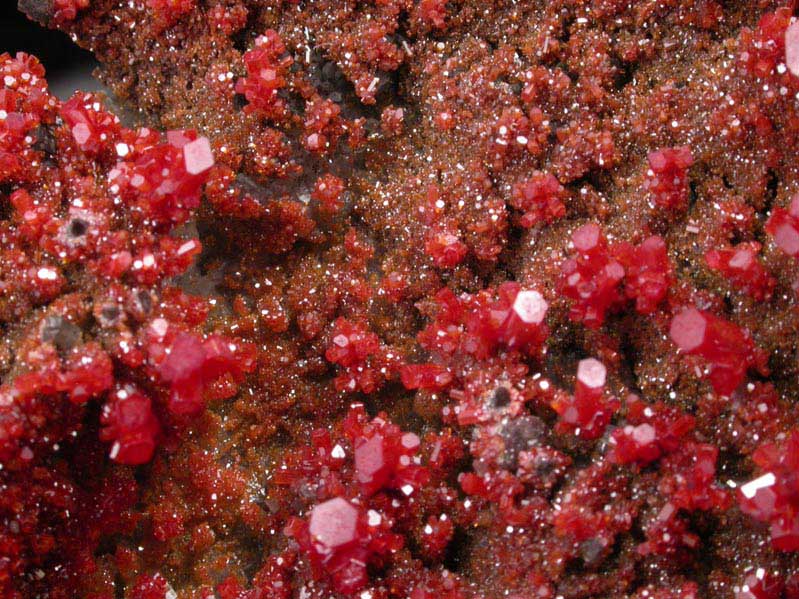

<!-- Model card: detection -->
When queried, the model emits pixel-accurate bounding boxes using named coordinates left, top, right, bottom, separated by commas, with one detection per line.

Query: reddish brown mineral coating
left=6, top=0, right=799, bottom=598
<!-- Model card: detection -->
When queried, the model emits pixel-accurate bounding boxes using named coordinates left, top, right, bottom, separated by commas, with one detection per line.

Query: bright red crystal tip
left=577, top=358, right=606, bottom=389
left=183, top=136, right=214, bottom=175
left=512, top=289, right=548, bottom=324
left=670, top=308, right=707, bottom=352
left=309, top=497, right=359, bottom=550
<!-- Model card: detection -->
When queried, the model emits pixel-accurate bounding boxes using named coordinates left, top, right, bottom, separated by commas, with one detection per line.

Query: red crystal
left=739, top=431, right=799, bottom=551
left=613, top=235, right=672, bottom=314
left=765, top=193, right=799, bottom=258
left=740, top=7, right=792, bottom=78
left=705, top=242, right=776, bottom=301
left=100, top=385, right=160, bottom=465
left=559, top=224, right=625, bottom=328
left=670, top=307, right=762, bottom=396
left=312, top=173, right=345, bottom=213
left=551, top=359, right=619, bottom=439
left=108, top=131, right=215, bottom=227
left=608, top=397, right=695, bottom=466
left=510, top=171, right=567, bottom=228
left=735, top=568, right=784, bottom=599
left=418, top=0, right=447, bottom=29
left=235, top=30, right=292, bottom=119
left=418, top=282, right=549, bottom=359
left=309, top=497, right=360, bottom=550
left=644, top=146, right=694, bottom=211
left=425, top=228, right=469, bottom=268
left=60, top=92, right=121, bottom=156
left=399, top=363, right=453, bottom=391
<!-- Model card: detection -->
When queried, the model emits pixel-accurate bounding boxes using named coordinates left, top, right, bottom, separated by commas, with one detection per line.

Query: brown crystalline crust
left=7, top=0, right=799, bottom=598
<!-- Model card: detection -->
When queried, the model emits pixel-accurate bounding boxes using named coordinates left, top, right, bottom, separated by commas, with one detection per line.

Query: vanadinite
left=5, top=0, right=799, bottom=598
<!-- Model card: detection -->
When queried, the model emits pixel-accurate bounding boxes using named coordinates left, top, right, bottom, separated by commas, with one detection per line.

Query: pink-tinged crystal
left=418, top=0, right=447, bottom=29
left=661, top=442, right=729, bottom=512
left=156, top=332, right=255, bottom=415
left=130, top=572, right=170, bottom=599
left=551, top=359, right=618, bottom=439
left=399, top=363, right=452, bottom=391
left=60, top=92, right=121, bottom=155
left=577, top=358, right=606, bottom=389
left=312, top=173, right=345, bottom=212
left=235, top=30, right=292, bottom=118
left=739, top=431, right=799, bottom=551
left=614, top=235, right=672, bottom=314
left=418, top=283, right=549, bottom=359
left=425, top=229, right=468, bottom=268
left=183, top=136, right=214, bottom=175
left=510, top=171, right=566, bottom=228
left=741, top=8, right=792, bottom=78
left=608, top=397, right=695, bottom=466
left=670, top=307, right=762, bottom=396
left=766, top=194, right=799, bottom=257
left=109, top=131, right=215, bottom=227
left=559, top=224, right=625, bottom=329
left=100, top=385, right=160, bottom=465
left=786, top=19, right=799, bottom=77
left=354, top=434, right=391, bottom=491
left=705, top=242, right=775, bottom=301
left=644, top=146, right=693, bottom=210
left=325, top=318, right=389, bottom=394
left=309, top=497, right=359, bottom=550
left=736, top=568, right=785, bottom=599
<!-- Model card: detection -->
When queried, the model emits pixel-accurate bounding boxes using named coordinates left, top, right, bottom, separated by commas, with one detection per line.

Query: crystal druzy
left=5, top=1, right=799, bottom=598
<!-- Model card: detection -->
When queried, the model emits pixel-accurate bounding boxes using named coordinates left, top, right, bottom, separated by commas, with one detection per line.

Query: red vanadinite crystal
left=559, top=223, right=625, bottom=328
left=281, top=405, right=428, bottom=594
left=109, top=131, right=215, bottom=227
left=419, top=282, right=549, bottom=359
left=705, top=241, right=776, bottom=300
left=399, top=363, right=453, bottom=391
left=130, top=572, right=170, bottom=599
left=644, top=146, right=694, bottom=210
left=418, top=0, right=448, bottom=29
left=312, top=173, right=346, bottom=213
left=235, top=30, right=292, bottom=119
left=208, top=3, right=248, bottom=35
left=608, top=396, right=695, bottom=466
left=510, top=171, right=567, bottom=228
left=425, top=228, right=469, bottom=268
left=669, top=307, right=764, bottom=396
left=325, top=318, right=391, bottom=393
left=53, top=0, right=90, bottom=23
left=100, top=385, right=160, bottom=465
left=551, top=358, right=619, bottom=439
left=157, top=331, right=255, bottom=415
left=739, top=431, right=799, bottom=551
left=740, top=7, right=793, bottom=78
left=735, top=568, right=785, bottom=599
left=766, top=193, right=799, bottom=258
left=146, top=0, right=195, bottom=26
left=614, top=235, right=672, bottom=314
left=60, top=92, right=121, bottom=155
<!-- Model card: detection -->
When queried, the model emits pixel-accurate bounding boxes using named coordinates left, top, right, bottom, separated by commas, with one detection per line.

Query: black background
left=1, top=2, right=103, bottom=99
